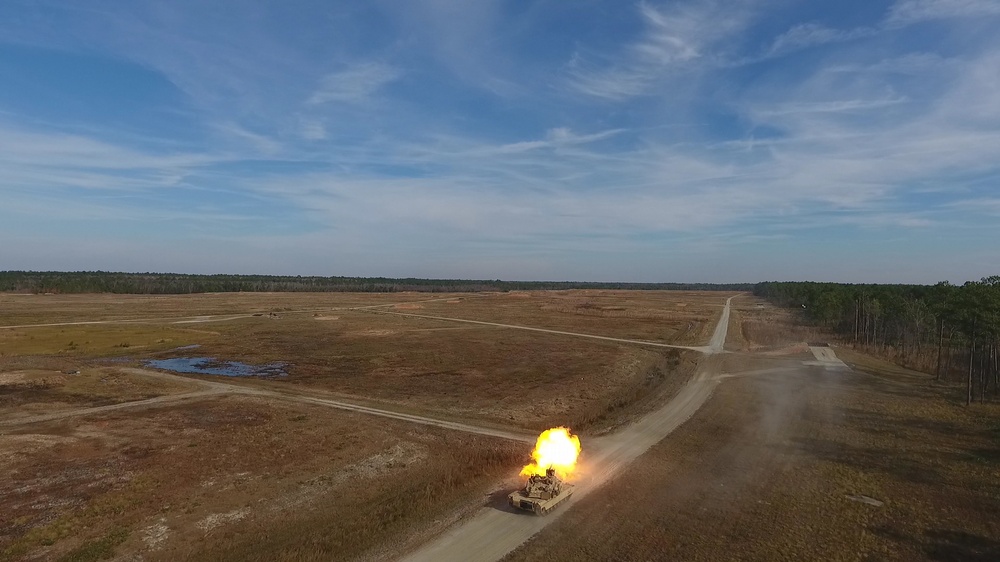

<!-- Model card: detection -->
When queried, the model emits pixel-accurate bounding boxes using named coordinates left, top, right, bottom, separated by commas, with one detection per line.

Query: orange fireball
left=520, top=427, right=581, bottom=480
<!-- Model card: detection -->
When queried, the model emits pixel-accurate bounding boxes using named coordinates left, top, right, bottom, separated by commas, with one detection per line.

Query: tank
left=508, top=468, right=575, bottom=515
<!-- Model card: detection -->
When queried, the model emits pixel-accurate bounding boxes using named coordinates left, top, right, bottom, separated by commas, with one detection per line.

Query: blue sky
left=1, top=0, right=999, bottom=283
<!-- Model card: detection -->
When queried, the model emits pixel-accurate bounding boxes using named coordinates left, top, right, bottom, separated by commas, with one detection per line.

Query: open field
left=729, top=296, right=828, bottom=352
left=505, top=304, right=1000, bottom=562
left=0, top=292, right=447, bottom=326
left=1, top=395, right=524, bottom=562
left=0, top=291, right=712, bottom=431
left=0, top=290, right=717, bottom=561
left=0, top=367, right=197, bottom=424
left=4, top=290, right=995, bottom=562
left=406, top=290, right=727, bottom=345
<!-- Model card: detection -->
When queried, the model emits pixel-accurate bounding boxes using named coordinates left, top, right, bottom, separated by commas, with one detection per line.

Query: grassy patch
left=505, top=352, right=1000, bottom=562
left=58, top=528, right=129, bottom=562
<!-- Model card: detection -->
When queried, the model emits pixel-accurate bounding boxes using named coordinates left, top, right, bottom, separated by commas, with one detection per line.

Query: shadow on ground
left=873, top=525, right=1000, bottom=562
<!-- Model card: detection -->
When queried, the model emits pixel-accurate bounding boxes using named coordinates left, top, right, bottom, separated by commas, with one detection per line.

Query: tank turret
left=508, top=467, right=575, bottom=515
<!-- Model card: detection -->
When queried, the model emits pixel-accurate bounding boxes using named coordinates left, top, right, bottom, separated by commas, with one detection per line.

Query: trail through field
left=0, top=389, right=227, bottom=427
left=370, top=310, right=712, bottom=353
left=0, top=295, right=479, bottom=330
left=707, top=296, right=731, bottom=353
left=0, top=368, right=534, bottom=443
left=401, top=296, right=735, bottom=562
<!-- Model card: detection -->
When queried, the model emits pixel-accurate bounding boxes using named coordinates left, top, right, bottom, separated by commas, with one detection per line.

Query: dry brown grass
left=0, top=290, right=732, bottom=561
left=0, top=396, right=524, bottom=562
left=731, top=297, right=827, bottom=350
left=505, top=355, right=1000, bottom=562
left=0, top=291, right=726, bottom=431
left=0, top=367, right=197, bottom=423
left=0, top=292, right=418, bottom=326
left=0, top=323, right=209, bottom=358
left=411, top=290, right=731, bottom=345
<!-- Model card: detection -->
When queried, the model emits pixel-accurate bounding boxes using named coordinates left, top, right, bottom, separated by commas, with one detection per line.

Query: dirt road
left=244, top=388, right=535, bottom=443
left=0, top=367, right=534, bottom=443
left=370, top=310, right=712, bottom=353
left=402, top=297, right=735, bottom=562
left=0, top=389, right=228, bottom=427
left=707, top=296, right=732, bottom=353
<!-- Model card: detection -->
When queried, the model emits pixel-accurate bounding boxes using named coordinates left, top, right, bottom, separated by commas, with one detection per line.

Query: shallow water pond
left=145, top=357, right=287, bottom=377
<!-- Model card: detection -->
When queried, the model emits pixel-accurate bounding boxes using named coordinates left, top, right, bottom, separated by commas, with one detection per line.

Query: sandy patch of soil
left=349, top=329, right=396, bottom=337
left=762, top=343, right=811, bottom=355
left=196, top=508, right=249, bottom=532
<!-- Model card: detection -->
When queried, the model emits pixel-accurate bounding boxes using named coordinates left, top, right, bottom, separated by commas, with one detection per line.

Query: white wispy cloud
left=298, top=119, right=327, bottom=141
left=887, top=0, right=1000, bottom=26
left=766, top=23, right=877, bottom=57
left=307, top=62, right=401, bottom=105
left=765, top=0, right=1000, bottom=59
left=946, top=198, right=1000, bottom=215
left=211, top=122, right=282, bottom=154
left=751, top=97, right=909, bottom=118
left=481, top=127, right=625, bottom=155
left=564, top=62, right=657, bottom=101
left=0, top=126, right=214, bottom=172
left=566, top=0, right=753, bottom=100
left=375, top=0, right=525, bottom=97
left=0, top=124, right=232, bottom=195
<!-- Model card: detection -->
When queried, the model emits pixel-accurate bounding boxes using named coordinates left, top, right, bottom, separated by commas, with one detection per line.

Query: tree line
left=755, top=278, right=1000, bottom=405
left=0, top=271, right=752, bottom=295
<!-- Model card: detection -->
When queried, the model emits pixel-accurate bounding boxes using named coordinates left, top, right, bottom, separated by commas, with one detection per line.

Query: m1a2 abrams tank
left=508, top=468, right=575, bottom=516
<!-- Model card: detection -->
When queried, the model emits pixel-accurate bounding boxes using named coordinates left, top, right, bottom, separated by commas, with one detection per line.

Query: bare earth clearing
left=1, top=291, right=997, bottom=561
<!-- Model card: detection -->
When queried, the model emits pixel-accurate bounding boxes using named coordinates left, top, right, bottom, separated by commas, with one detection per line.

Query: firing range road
left=0, top=367, right=535, bottom=443
left=403, top=297, right=740, bottom=562
left=370, top=309, right=717, bottom=353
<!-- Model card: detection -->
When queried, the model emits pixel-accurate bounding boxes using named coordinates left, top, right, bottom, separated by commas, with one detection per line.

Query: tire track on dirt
left=0, top=389, right=227, bottom=427
left=367, top=310, right=710, bottom=353
left=0, top=368, right=534, bottom=443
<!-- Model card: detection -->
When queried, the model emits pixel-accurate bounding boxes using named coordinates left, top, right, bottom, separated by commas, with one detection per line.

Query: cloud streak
left=566, top=0, right=753, bottom=100
left=307, top=62, right=401, bottom=105
left=887, top=0, right=1000, bottom=26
